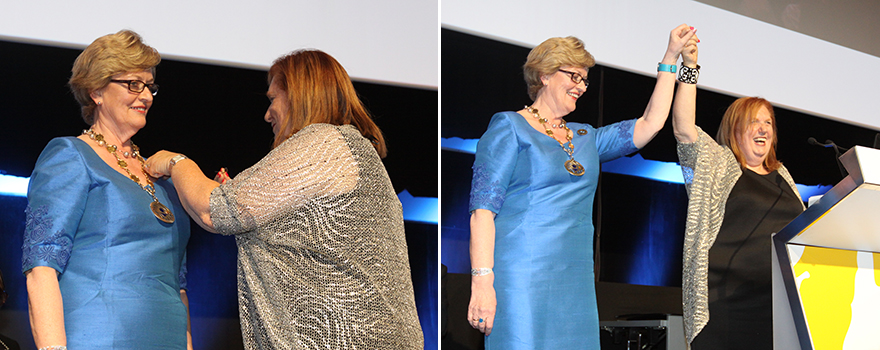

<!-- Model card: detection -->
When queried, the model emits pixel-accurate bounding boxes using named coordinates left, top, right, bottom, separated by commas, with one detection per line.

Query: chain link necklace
left=524, top=105, right=585, bottom=176
left=83, top=129, right=175, bottom=223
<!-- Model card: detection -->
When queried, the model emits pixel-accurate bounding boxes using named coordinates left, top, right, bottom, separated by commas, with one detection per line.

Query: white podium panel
left=773, top=146, right=880, bottom=350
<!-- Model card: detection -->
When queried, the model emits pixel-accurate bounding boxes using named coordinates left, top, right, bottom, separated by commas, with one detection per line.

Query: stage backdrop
left=0, top=39, right=438, bottom=350
left=441, top=0, right=880, bottom=131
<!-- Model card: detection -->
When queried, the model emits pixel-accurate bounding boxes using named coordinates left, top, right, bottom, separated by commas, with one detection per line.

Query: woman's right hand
left=467, top=275, right=497, bottom=335
left=144, top=150, right=180, bottom=178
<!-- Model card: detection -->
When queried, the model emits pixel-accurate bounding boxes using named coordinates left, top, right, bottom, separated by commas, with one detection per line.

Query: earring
left=96, top=101, right=102, bottom=106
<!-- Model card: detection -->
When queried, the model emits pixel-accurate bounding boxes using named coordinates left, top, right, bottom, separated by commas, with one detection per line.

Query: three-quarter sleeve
left=468, top=113, right=519, bottom=214
left=22, top=138, right=90, bottom=275
left=594, top=119, right=638, bottom=163
left=209, top=124, right=358, bottom=235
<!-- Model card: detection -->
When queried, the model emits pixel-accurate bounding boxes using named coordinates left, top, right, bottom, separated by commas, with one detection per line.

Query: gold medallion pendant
left=151, top=201, right=175, bottom=223
left=84, top=129, right=177, bottom=224
left=565, top=159, right=585, bottom=176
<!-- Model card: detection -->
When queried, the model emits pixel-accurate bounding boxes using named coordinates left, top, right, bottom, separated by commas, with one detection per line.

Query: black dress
left=691, top=169, right=803, bottom=350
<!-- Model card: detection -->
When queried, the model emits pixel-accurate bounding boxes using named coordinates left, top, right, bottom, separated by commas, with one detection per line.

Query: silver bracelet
left=471, top=267, right=493, bottom=276
left=169, top=154, right=189, bottom=167
left=39, top=346, right=67, bottom=350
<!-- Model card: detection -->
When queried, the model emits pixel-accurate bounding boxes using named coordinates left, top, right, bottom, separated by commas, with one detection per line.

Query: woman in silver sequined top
left=672, top=39, right=805, bottom=350
left=146, top=49, right=424, bottom=349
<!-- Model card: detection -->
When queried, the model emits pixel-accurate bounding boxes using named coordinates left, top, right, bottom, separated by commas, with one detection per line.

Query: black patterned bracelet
left=678, top=64, right=700, bottom=84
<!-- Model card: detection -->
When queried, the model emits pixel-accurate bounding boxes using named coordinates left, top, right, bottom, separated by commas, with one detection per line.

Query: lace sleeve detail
left=210, top=124, right=358, bottom=235
left=22, top=205, right=72, bottom=273
left=595, top=119, right=638, bottom=163
left=469, top=163, right=505, bottom=212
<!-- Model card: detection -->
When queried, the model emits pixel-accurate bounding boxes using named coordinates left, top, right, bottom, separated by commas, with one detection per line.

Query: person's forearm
left=27, top=266, right=67, bottom=348
left=470, top=209, right=496, bottom=284
left=169, top=159, right=219, bottom=232
left=672, top=80, right=698, bottom=143
left=633, top=51, right=679, bottom=148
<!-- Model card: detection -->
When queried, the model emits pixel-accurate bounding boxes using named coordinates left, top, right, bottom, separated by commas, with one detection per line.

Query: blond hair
left=69, top=30, right=160, bottom=124
left=523, top=36, right=595, bottom=100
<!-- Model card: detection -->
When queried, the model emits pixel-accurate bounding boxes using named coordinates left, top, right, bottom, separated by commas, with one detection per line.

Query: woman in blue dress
left=467, top=24, right=697, bottom=349
left=23, top=30, right=191, bottom=350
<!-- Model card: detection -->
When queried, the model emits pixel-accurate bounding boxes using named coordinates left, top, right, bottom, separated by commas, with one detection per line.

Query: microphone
left=807, top=137, right=825, bottom=147
left=824, top=139, right=849, bottom=153
left=807, top=137, right=849, bottom=152
left=807, top=136, right=848, bottom=178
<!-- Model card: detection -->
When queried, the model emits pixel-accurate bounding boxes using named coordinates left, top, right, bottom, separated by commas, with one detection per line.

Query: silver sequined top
left=209, top=123, right=424, bottom=350
left=677, top=127, right=802, bottom=345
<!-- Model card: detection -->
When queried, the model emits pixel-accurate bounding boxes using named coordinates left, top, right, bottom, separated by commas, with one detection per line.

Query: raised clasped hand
left=667, top=24, right=697, bottom=61
left=681, top=29, right=699, bottom=67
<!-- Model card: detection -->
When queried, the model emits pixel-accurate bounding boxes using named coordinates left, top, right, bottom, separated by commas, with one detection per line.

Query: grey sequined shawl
left=209, top=123, right=424, bottom=350
left=677, top=126, right=803, bottom=345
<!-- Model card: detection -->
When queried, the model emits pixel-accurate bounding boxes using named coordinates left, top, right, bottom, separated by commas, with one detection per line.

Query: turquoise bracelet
left=657, top=63, right=677, bottom=73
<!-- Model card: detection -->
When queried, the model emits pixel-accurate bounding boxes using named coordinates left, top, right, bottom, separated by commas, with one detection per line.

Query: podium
left=772, top=146, right=880, bottom=349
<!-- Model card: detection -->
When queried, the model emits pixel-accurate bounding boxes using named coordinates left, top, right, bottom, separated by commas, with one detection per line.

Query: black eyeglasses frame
left=110, top=79, right=159, bottom=96
left=558, top=69, right=589, bottom=88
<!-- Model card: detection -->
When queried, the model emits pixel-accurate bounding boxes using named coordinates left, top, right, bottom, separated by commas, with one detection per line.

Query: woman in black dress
left=671, top=42, right=805, bottom=349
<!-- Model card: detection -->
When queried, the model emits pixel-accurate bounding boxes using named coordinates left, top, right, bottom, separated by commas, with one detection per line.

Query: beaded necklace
left=83, top=129, right=175, bottom=223
left=524, top=105, right=585, bottom=176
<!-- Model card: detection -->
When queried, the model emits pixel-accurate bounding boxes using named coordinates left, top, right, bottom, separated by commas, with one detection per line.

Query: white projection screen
left=442, top=0, right=880, bottom=131
left=0, top=1, right=438, bottom=89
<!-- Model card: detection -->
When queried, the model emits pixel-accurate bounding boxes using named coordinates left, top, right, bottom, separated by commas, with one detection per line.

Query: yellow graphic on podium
left=790, top=245, right=880, bottom=349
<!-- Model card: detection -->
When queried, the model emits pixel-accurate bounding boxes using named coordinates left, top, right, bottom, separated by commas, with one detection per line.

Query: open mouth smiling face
left=736, top=106, right=774, bottom=169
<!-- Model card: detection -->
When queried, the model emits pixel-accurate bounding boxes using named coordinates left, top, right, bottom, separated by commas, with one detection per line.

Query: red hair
left=267, top=50, right=387, bottom=157
left=715, top=97, right=781, bottom=172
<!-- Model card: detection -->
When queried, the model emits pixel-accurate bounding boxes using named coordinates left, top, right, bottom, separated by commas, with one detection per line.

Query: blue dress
left=469, top=111, right=637, bottom=349
left=22, top=137, right=190, bottom=349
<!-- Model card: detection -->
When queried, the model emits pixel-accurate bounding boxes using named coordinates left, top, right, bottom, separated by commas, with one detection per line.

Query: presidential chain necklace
left=83, top=129, right=175, bottom=223
left=524, top=105, right=585, bottom=176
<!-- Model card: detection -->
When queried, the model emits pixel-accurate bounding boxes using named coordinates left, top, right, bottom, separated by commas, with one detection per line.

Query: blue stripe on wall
left=0, top=174, right=437, bottom=224
left=441, top=137, right=833, bottom=202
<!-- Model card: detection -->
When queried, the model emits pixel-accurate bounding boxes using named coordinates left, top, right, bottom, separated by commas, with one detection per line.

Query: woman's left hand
left=144, top=150, right=181, bottom=178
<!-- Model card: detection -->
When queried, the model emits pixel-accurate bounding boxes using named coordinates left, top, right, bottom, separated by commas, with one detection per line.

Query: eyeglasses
left=110, top=79, right=159, bottom=96
left=558, top=69, right=589, bottom=87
